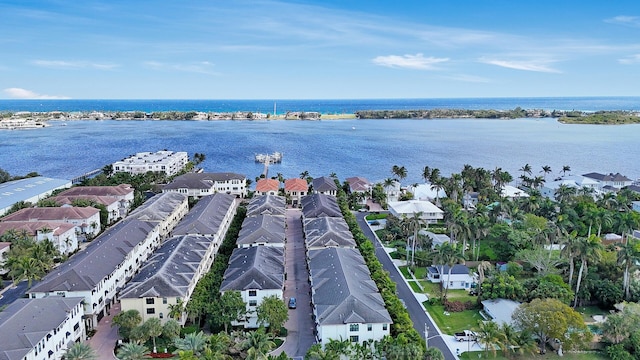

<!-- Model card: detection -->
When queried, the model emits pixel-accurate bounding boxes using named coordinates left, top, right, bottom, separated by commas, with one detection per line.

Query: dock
left=255, top=152, right=283, bottom=177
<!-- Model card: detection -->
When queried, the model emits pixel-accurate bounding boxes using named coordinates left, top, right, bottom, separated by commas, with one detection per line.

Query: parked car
left=454, top=330, right=477, bottom=342
left=288, top=297, right=297, bottom=309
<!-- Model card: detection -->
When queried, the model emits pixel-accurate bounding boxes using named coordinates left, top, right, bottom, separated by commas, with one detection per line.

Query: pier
left=71, top=168, right=102, bottom=184
left=255, top=152, right=283, bottom=177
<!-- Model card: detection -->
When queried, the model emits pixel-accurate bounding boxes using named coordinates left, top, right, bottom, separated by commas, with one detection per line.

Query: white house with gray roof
left=312, top=176, right=338, bottom=196
left=163, top=172, right=247, bottom=198
left=303, top=217, right=356, bottom=249
left=307, top=247, right=391, bottom=346
left=220, top=246, right=285, bottom=328
left=0, top=297, right=85, bottom=360
left=301, top=194, right=342, bottom=218
left=246, top=195, right=286, bottom=217
left=113, top=150, right=188, bottom=176
left=427, top=264, right=475, bottom=290
left=236, top=214, right=286, bottom=248
left=171, top=193, right=237, bottom=238
left=128, top=192, right=188, bottom=239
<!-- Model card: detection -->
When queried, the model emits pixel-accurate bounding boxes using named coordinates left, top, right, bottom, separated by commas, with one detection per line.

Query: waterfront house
left=113, top=150, right=188, bottom=176
left=220, top=246, right=285, bottom=328
left=0, top=297, right=86, bottom=360
left=381, top=180, right=401, bottom=202
left=307, top=247, right=391, bottom=346
left=540, top=175, right=600, bottom=200
left=345, top=177, right=371, bottom=204
left=54, top=184, right=135, bottom=219
left=0, top=221, right=78, bottom=255
left=312, top=176, right=338, bottom=196
left=0, top=176, right=72, bottom=217
left=163, top=172, right=247, bottom=198
left=500, top=185, right=530, bottom=199
left=582, top=172, right=634, bottom=192
left=246, top=195, right=286, bottom=217
left=284, top=178, right=308, bottom=206
left=1, top=206, right=101, bottom=236
left=481, top=299, right=521, bottom=326
left=427, top=264, right=475, bottom=290
left=387, top=200, right=444, bottom=224
left=303, top=217, right=356, bottom=249
left=236, top=214, right=286, bottom=248
left=301, top=194, right=342, bottom=218
left=255, top=178, right=280, bottom=196
left=410, top=183, right=448, bottom=202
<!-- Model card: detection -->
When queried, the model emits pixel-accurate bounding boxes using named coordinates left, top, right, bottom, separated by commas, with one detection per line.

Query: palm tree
left=241, top=327, right=275, bottom=358
left=541, top=165, right=552, bottom=179
left=174, top=331, right=208, bottom=356
left=561, top=232, right=580, bottom=291
left=143, top=318, right=163, bottom=353
left=324, top=338, right=351, bottom=358
left=168, top=299, right=184, bottom=321
left=422, top=166, right=432, bottom=183
left=447, top=207, right=471, bottom=257
left=476, top=321, right=506, bottom=357
left=554, top=184, right=577, bottom=204
left=9, top=256, right=45, bottom=288
left=391, top=165, right=407, bottom=182
left=561, top=165, right=571, bottom=176
left=433, top=243, right=465, bottom=301
left=403, top=212, right=426, bottom=268
left=299, top=170, right=309, bottom=179
left=573, top=235, right=603, bottom=307
left=117, top=343, right=150, bottom=360
left=430, top=176, right=446, bottom=206
left=617, top=239, right=639, bottom=300
left=305, top=344, right=339, bottom=360
left=64, top=343, right=97, bottom=360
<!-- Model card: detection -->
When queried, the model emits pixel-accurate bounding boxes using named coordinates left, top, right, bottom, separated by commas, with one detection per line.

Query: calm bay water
left=1, top=117, right=639, bottom=185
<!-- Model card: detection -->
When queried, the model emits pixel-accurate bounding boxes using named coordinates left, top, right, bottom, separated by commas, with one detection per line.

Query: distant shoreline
left=1, top=108, right=639, bottom=126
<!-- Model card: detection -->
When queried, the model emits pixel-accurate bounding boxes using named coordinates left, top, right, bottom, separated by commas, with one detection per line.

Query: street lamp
left=424, top=323, right=429, bottom=349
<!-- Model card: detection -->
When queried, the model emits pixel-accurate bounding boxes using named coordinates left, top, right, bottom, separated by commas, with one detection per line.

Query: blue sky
left=1, top=0, right=639, bottom=99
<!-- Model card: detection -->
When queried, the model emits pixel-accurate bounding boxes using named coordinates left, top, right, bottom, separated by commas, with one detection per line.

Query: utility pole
left=425, top=323, right=429, bottom=350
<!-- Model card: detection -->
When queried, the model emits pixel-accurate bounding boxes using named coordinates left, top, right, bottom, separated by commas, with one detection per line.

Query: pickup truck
left=454, top=330, right=477, bottom=342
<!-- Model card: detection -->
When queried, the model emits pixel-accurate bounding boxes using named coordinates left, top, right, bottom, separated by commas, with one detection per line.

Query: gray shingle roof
left=128, top=192, right=187, bottom=222
left=220, top=246, right=284, bottom=291
left=236, top=215, right=285, bottom=246
left=172, top=193, right=235, bottom=236
left=428, top=264, right=470, bottom=275
left=164, top=173, right=246, bottom=191
left=583, top=172, right=632, bottom=182
left=120, top=234, right=212, bottom=299
left=0, top=297, right=84, bottom=360
left=301, top=194, right=342, bottom=218
left=28, top=218, right=156, bottom=293
left=312, top=176, right=338, bottom=192
left=308, top=248, right=391, bottom=325
left=303, top=217, right=356, bottom=249
left=246, top=195, right=286, bottom=217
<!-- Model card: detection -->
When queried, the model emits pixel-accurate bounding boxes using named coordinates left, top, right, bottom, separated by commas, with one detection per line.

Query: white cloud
left=619, top=54, right=640, bottom=64
left=605, top=15, right=640, bottom=27
left=32, top=60, right=119, bottom=70
left=445, top=74, right=491, bottom=83
left=143, top=61, right=219, bottom=75
left=372, top=53, right=449, bottom=70
left=479, top=58, right=561, bottom=73
left=3, top=88, right=70, bottom=99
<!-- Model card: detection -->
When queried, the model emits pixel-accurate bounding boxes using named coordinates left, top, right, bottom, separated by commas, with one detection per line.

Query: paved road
left=87, top=301, right=120, bottom=360
left=356, top=212, right=457, bottom=360
left=273, top=208, right=315, bottom=359
left=0, top=280, right=29, bottom=307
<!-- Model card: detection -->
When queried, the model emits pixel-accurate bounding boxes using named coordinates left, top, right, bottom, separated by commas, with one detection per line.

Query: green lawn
left=459, top=351, right=607, bottom=359
left=409, top=281, right=422, bottom=292
left=577, top=306, right=609, bottom=323
left=399, top=266, right=412, bottom=279
left=413, top=267, right=427, bottom=279
left=424, top=303, right=484, bottom=335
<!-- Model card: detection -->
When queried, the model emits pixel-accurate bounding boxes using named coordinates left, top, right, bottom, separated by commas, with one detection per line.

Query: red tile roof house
left=55, top=184, right=135, bottom=220
left=255, top=178, right=280, bottom=196
left=0, top=221, right=78, bottom=254
left=51, top=195, right=121, bottom=224
left=284, top=178, right=309, bottom=207
left=1, top=206, right=101, bottom=237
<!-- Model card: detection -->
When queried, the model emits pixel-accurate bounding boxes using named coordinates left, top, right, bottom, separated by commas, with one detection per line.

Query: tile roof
left=0, top=221, right=75, bottom=237
left=120, top=234, right=211, bottom=299
left=0, top=297, right=84, bottom=360
left=284, top=178, right=308, bottom=192
left=51, top=194, right=119, bottom=207
left=246, top=195, right=286, bottom=217
left=255, top=179, right=280, bottom=193
left=57, top=184, right=134, bottom=197
left=1, top=206, right=99, bottom=222
left=220, top=246, right=284, bottom=291
left=172, top=193, right=235, bottom=236
left=28, top=218, right=157, bottom=293
left=345, top=177, right=370, bottom=192
left=237, top=214, right=285, bottom=246
left=312, top=176, right=338, bottom=192
left=301, top=194, right=342, bottom=218
left=303, top=217, right=356, bottom=249
left=308, top=248, right=391, bottom=326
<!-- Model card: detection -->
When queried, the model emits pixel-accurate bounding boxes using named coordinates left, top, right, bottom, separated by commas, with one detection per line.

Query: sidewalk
left=87, top=302, right=121, bottom=360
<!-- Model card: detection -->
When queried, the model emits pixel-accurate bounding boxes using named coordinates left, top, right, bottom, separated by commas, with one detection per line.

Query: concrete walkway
left=87, top=302, right=121, bottom=360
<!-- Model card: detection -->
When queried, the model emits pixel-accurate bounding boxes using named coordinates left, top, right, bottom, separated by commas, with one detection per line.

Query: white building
left=163, top=172, right=247, bottom=198
left=53, top=184, right=135, bottom=221
left=0, top=176, right=72, bottom=217
left=312, top=177, right=338, bottom=197
left=633, top=201, right=640, bottom=213
left=0, top=221, right=78, bottom=255
left=388, top=200, right=444, bottom=224
left=308, top=248, right=391, bottom=346
left=2, top=206, right=102, bottom=236
left=255, top=179, right=280, bottom=196
left=220, top=246, right=285, bottom=328
left=501, top=185, right=530, bottom=199
left=236, top=215, right=286, bottom=248
left=410, top=183, right=447, bottom=202
left=540, top=175, right=600, bottom=200
left=583, top=172, right=634, bottom=191
left=284, top=178, right=308, bottom=207
left=113, top=150, right=188, bottom=176
left=481, top=299, right=521, bottom=326
left=0, top=297, right=86, bottom=360
left=427, top=264, right=475, bottom=290
left=127, top=192, right=189, bottom=239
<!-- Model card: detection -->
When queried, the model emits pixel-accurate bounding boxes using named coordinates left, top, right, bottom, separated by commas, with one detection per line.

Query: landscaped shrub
left=444, top=300, right=475, bottom=312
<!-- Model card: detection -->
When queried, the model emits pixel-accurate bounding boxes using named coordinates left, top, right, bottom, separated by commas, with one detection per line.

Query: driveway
left=0, top=280, right=29, bottom=307
left=87, top=301, right=120, bottom=360
left=355, top=212, right=458, bottom=360
left=272, top=208, right=315, bottom=359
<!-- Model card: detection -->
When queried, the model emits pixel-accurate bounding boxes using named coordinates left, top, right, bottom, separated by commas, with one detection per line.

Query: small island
left=557, top=111, right=640, bottom=124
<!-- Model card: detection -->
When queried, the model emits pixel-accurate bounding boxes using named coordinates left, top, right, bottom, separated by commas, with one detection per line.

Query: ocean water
left=1, top=117, right=638, bottom=185
left=1, top=97, right=640, bottom=113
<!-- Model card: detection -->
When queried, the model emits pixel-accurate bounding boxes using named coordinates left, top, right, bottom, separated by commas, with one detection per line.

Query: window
left=349, top=324, right=359, bottom=332
left=249, top=300, right=257, bottom=306
left=146, top=308, right=155, bottom=314
left=249, top=290, right=257, bottom=296
left=350, top=336, right=359, bottom=343
left=162, top=298, right=168, bottom=304
left=146, top=298, right=155, bottom=304
left=159, top=312, right=164, bottom=319
left=367, top=324, right=372, bottom=331
left=73, top=323, right=80, bottom=331
left=383, top=324, right=388, bottom=331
